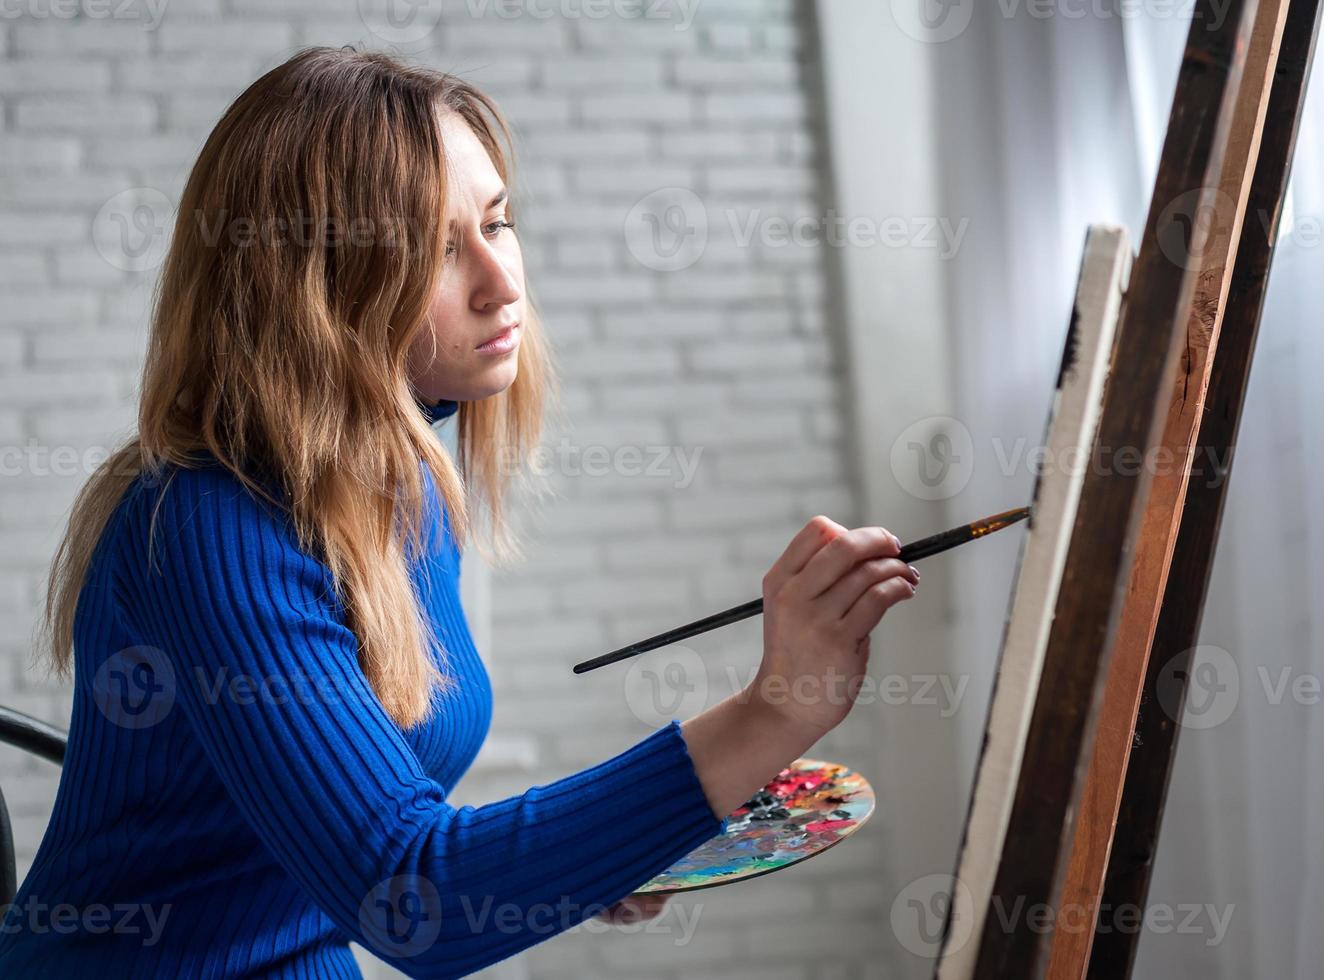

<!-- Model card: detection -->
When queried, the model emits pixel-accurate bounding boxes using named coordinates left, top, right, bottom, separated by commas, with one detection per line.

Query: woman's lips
left=475, top=323, right=520, bottom=354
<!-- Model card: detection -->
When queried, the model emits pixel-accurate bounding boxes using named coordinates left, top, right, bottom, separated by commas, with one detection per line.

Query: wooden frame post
left=1046, top=1, right=1292, bottom=974
left=1087, top=2, right=1323, bottom=976
left=971, top=1, right=1261, bottom=974
left=933, top=2, right=1319, bottom=975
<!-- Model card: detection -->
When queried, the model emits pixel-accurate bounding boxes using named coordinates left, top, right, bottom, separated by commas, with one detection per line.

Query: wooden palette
left=635, top=758, right=875, bottom=895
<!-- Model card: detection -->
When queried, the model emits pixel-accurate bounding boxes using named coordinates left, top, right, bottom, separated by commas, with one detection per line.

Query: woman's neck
left=416, top=396, right=459, bottom=424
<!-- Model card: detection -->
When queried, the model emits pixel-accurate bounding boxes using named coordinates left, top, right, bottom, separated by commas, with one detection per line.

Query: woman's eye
left=445, top=220, right=515, bottom=259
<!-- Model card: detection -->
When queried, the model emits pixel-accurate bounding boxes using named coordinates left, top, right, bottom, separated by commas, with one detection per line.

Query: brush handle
left=571, top=536, right=960, bottom=674
left=572, top=507, right=1027, bottom=674
left=571, top=599, right=764, bottom=674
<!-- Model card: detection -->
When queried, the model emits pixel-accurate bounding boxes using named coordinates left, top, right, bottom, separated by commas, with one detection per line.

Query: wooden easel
left=936, top=0, right=1322, bottom=976
left=1085, top=1, right=1322, bottom=975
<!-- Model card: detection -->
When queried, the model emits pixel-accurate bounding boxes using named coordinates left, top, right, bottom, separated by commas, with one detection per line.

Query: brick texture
left=0, top=1, right=890, bottom=976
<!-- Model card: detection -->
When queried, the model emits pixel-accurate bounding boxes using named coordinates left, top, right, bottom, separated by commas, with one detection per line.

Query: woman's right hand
left=749, top=515, right=920, bottom=738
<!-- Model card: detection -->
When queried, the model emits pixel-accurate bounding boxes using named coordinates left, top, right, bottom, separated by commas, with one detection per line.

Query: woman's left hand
left=592, top=892, right=671, bottom=924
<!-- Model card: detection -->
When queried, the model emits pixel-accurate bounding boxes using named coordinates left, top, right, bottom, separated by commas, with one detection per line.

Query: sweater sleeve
left=110, top=467, right=727, bottom=977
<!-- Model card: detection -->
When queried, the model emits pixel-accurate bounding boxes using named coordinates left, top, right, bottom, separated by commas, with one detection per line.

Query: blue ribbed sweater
left=0, top=399, right=727, bottom=978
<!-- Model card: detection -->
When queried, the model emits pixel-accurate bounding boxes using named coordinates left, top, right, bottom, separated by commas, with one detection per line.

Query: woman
left=0, top=47, right=920, bottom=978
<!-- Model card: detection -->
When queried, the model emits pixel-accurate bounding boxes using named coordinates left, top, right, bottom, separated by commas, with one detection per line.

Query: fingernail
left=909, top=565, right=920, bottom=580
left=892, top=533, right=902, bottom=550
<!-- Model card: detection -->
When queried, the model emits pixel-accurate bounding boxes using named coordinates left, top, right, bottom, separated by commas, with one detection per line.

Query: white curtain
left=937, top=7, right=1323, bottom=978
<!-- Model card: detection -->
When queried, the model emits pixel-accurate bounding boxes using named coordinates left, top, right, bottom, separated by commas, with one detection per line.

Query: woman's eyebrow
left=445, top=189, right=510, bottom=238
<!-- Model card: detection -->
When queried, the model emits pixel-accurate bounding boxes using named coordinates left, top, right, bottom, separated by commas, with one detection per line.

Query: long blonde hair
left=42, top=47, right=554, bottom=730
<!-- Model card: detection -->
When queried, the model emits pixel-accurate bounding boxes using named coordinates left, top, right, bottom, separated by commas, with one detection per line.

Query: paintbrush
left=572, top=506, right=1030, bottom=675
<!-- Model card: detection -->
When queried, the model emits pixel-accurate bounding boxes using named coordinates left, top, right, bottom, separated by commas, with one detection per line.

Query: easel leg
left=972, top=2, right=1258, bottom=975
left=1087, top=2, right=1323, bottom=977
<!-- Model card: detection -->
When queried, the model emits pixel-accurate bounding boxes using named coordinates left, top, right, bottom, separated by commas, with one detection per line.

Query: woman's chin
left=466, top=361, right=520, bottom=401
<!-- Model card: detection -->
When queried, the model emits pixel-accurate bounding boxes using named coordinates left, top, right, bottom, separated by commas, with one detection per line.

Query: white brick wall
left=0, top=1, right=895, bottom=976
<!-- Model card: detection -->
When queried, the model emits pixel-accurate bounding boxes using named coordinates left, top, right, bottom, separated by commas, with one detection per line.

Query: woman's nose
left=470, top=242, right=521, bottom=311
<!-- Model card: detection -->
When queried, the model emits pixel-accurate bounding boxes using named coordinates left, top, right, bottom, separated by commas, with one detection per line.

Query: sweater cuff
left=547, top=718, right=728, bottom=903
left=657, top=718, right=731, bottom=837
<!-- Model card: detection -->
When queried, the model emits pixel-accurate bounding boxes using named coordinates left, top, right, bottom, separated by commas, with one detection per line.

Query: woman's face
left=406, top=112, right=525, bottom=405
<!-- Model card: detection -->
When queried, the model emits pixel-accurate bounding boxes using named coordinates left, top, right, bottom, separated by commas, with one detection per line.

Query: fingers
left=819, top=557, right=919, bottom=621
left=796, top=525, right=902, bottom=600
left=763, top=515, right=847, bottom=599
left=840, top=572, right=917, bottom=639
left=598, top=894, right=671, bottom=924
